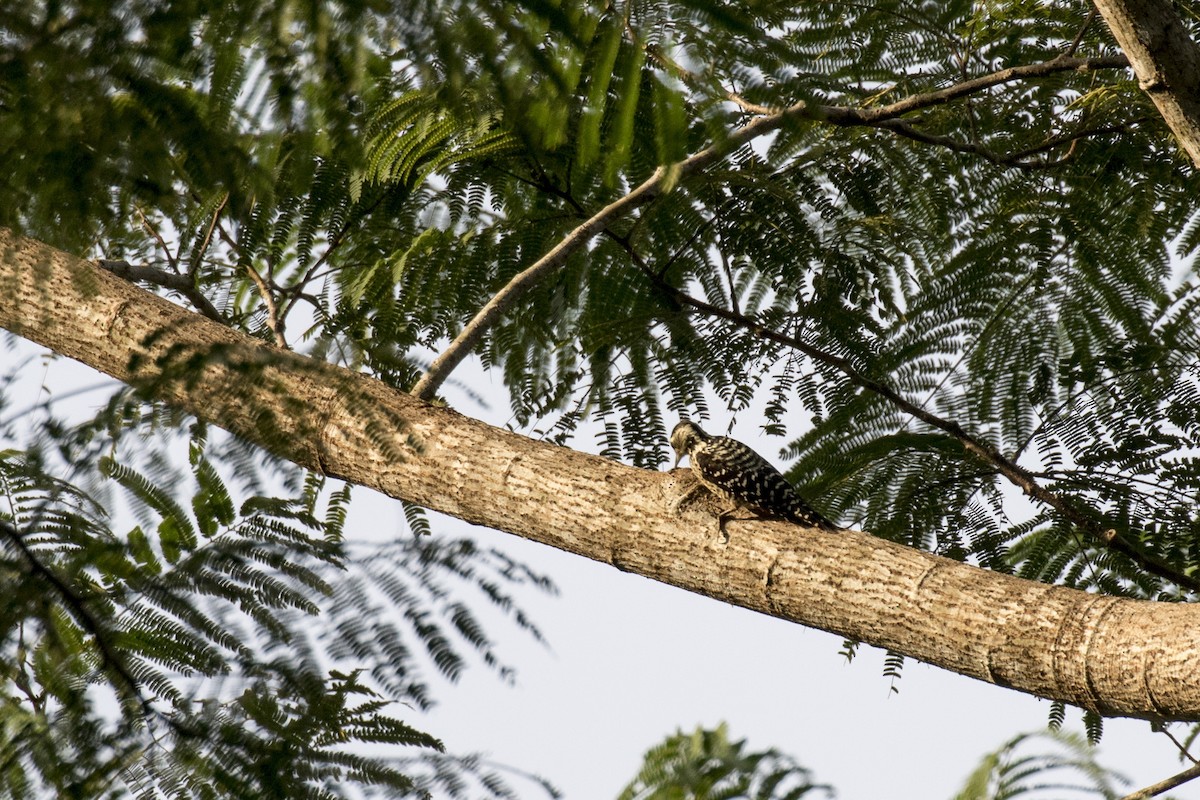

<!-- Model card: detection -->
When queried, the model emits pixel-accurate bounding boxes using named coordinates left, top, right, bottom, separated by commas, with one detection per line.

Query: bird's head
left=669, top=420, right=710, bottom=467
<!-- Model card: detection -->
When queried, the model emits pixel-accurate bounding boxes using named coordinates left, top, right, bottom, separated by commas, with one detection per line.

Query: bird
left=669, top=420, right=838, bottom=534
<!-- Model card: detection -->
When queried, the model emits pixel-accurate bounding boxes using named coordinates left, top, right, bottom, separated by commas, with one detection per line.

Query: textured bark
left=2, top=227, right=1199, bottom=720
left=1094, top=0, right=1200, bottom=167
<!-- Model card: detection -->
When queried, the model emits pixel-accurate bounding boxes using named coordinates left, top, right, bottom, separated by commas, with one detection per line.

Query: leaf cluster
left=0, top=374, right=556, bottom=797
left=617, top=723, right=832, bottom=800
left=952, top=729, right=1125, bottom=800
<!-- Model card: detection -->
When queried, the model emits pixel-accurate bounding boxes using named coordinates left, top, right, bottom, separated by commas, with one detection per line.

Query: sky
left=5, top=339, right=1196, bottom=799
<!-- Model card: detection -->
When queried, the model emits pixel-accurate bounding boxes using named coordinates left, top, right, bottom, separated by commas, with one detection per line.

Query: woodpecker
left=669, top=420, right=837, bottom=533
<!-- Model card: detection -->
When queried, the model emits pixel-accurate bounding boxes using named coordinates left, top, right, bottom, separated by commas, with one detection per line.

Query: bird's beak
left=673, top=453, right=683, bottom=468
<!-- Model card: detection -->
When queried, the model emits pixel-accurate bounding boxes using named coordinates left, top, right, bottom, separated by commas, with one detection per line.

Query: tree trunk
left=1, top=227, right=1198, bottom=720
left=1094, top=0, right=1200, bottom=167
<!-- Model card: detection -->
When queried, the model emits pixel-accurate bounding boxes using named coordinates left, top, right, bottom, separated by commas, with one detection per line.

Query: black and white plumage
left=669, top=420, right=837, bottom=532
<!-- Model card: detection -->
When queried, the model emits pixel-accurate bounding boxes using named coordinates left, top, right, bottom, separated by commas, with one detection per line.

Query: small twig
left=655, top=217, right=716, bottom=280
left=718, top=242, right=740, bottom=316
left=1158, top=724, right=1200, bottom=765
left=187, top=193, right=228, bottom=278
left=276, top=190, right=391, bottom=326
left=1119, top=762, right=1200, bottom=800
left=243, top=261, right=288, bottom=348
left=137, top=209, right=179, bottom=272
left=203, top=210, right=287, bottom=339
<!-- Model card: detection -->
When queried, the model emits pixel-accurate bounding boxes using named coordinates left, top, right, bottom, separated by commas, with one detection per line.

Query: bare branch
left=187, top=193, right=228, bottom=278
left=877, top=116, right=1138, bottom=169
left=409, top=166, right=669, bottom=399
left=1158, top=724, right=1200, bottom=765
left=243, top=261, right=288, bottom=348
left=841, top=54, right=1129, bottom=123
left=1066, top=7, right=1100, bottom=57
left=137, top=208, right=178, bottom=272
left=1119, top=762, right=1200, bottom=800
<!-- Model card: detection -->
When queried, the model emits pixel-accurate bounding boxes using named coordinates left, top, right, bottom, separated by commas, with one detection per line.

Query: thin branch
left=137, top=208, right=179, bottom=272
left=638, top=265, right=1200, bottom=594
left=410, top=165, right=669, bottom=399
left=412, top=53, right=1129, bottom=400
left=202, top=210, right=291, bottom=341
left=276, top=189, right=392, bottom=326
left=0, top=518, right=147, bottom=709
left=840, top=54, right=1129, bottom=123
left=187, top=193, right=228, bottom=278
left=243, top=261, right=288, bottom=348
left=1067, top=6, right=1100, bottom=57
left=876, top=116, right=1135, bottom=169
left=98, top=259, right=223, bottom=321
left=1119, top=762, right=1200, bottom=800
left=1158, top=724, right=1200, bottom=765
left=1006, top=119, right=1146, bottom=160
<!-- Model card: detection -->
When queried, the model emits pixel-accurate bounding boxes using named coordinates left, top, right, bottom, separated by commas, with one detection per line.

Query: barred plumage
left=669, top=420, right=837, bottom=532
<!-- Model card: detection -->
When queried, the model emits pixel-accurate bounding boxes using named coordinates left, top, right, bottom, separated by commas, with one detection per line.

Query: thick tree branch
left=1092, top=0, right=1200, bottom=167
left=4, top=228, right=1200, bottom=720
left=411, top=54, right=1129, bottom=399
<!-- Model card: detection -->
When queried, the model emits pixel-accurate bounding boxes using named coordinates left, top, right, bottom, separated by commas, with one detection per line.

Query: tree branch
left=242, top=260, right=288, bottom=348
left=410, top=53, right=1129, bottom=400
left=99, top=259, right=223, bottom=322
left=837, top=54, right=1129, bottom=123
left=1092, top=0, right=1200, bottom=167
left=410, top=165, right=668, bottom=399
left=5, top=228, right=1200, bottom=720
left=1119, top=762, right=1200, bottom=800
left=876, top=117, right=1138, bottom=169
left=637, top=271, right=1200, bottom=595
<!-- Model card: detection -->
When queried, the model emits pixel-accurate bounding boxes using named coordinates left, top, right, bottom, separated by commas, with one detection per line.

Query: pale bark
left=1093, top=0, right=1200, bottom=167
left=2, top=227, right=1199, bottom=720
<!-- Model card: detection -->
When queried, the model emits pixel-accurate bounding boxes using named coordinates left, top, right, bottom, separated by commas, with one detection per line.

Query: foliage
left=3, top=0, right=1200, bottom=792
left=0, top=363, right=555, bottom=797
left=617, top=723, right=832, bottom=800
left=618, top=726, right=1132, bottom=800
left=952, top=730, right=1126, bottom=800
